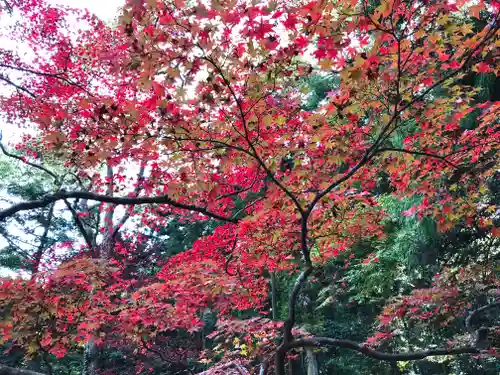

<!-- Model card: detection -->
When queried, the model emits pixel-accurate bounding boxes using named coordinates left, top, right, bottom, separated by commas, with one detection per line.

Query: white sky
left=51, top=0, right=124, bottom=22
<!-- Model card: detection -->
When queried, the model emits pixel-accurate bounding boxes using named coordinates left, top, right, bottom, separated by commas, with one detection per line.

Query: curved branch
left=465, top=299, right=500, bottom=333
left=111, top=164, right=147, bottom=239
left=0, top=191, right=238, bottom=223
left=283, top=267, right=313, bottom=342
left=0, top=74, right=36, bottom=98
left=63, top=198, right=94, bottom=251
left=0, top=141, right=59, bottom=182
left=377, top=147, right=459, bottom=169
left=285, top=337, right=480, bottom=361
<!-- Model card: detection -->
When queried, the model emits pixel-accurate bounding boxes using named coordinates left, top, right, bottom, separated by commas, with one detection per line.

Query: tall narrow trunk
left=80, top=164, right=147, bottom=375
left=82, top=164, right=116, bottom=375
left=305, top=348, right=319, bottom=375
left=271, top=272, right=278, bottom=320
left=81, top=235, right=115, bottom=375
left=31, top=203, right=55, bottom=278
left=82, top=340, right=98, bottom=375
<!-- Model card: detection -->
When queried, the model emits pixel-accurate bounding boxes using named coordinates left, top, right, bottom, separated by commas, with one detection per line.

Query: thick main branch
left=285, top=337, right=480, bottom=361
left=0, top=191, right=237, bottom=223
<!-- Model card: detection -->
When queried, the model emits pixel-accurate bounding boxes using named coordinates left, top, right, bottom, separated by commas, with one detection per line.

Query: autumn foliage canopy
left=0, top=0, right=498, bottom=373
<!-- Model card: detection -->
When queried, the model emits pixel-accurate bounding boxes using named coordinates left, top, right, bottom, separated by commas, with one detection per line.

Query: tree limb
left=0, top=191, right=238, bottom=223
left=111, top=164, right=146, bottom=239
left=465, top=299, right=500, bottom=333
left=284, top=337, right=481, bottom=361
left=0, top=364, right=46, bottom=375
left=307, top=13, right=500, bottom=214
left=376, top=147, right=459, bottom=169
left=31, top=202, right=56, bottom=276
left=0, top=140, right=59, bottom=182
left=63, top=198, right=94, bottom=251
left=283, top=267, right=313, bottom=343
left=0, top=75, right=36, bottom=98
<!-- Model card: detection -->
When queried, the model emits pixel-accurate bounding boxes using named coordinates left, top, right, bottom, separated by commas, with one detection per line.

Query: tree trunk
left=271, top=272, right=278, bottom=320
left=82, top=338, right=98, bottom=375
left=305, top=348, right=319, bottom=375
left=287, top=358, right=294, bottom=375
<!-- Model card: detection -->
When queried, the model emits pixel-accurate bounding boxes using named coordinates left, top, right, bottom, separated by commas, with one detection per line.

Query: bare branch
left=31, top=202, right=56, bottom=276
left=63, top=198, right=94, bottom=251
left=0, top=74, right=36, bottom=98
left=0, top=191, right=238, bottom=223
left=465, top=299, right=500, bottom=333
left=1, top=0, right=13, bottom=13
left=111, top=164, right=146, bottom=239
left=377, top=147, right=460, bottom=169
left=0, top=141, right=59, bottom=182
left=284, top=337, right=480, bottom=361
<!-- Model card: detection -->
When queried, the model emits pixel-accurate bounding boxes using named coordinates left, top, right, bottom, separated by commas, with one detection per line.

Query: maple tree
left=0, top=0, right=499, bottom=374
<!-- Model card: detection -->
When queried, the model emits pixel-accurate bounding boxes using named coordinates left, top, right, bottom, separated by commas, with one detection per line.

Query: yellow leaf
left=167, top=67, right=180, bottom=78
left=437, top=14, right=449, bottom=26
left=248, top=41, right=256, bottom=57
left=345, top=103, right=360, bottom=113
left=428, top=33, right=440, bottom=44
left=27, top=342, right=39, bottom=356
left=263, top=115, right=273, bottom=127
left=319, top=59, right=333, bottom=71
left=415, top=29, right=425, bottom=39
left=275, top=115, right=286, bottom=125
left=176, top=87, right=186, bottom=99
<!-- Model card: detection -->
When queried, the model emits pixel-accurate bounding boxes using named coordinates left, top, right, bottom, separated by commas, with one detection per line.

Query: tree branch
left=283, top=267, right=313, bottom=342
left=0, top=364, right=46, bottom=375
left=0, top=191, right=238, bottom=223
left=465, top=299, right=500, bottom=333
left=285, top=337, right=481, bottom=361
left=111, top=164, right=146, bottom=239
left=377, top=147, right=459, bottom=169
left=306, top=14, right=499, bottom=214
left=31, top=202, right=56, bottom=276
left=202, top=56, right=304, bottom=213
left=0, top=140, right=59, bottom=182
left=63, top=198, right=94, bottom=251
left=0, top=74, right=36, bottom=98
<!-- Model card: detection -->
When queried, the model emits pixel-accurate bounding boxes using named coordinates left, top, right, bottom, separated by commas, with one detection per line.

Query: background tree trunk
left=305, top=348, right=319, bottom=375
left=271, top=272, right=278, bottom=321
